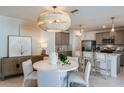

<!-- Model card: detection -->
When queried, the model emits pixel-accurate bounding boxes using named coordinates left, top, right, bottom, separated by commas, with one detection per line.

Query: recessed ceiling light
left=102, top=25, right=106, bottom=29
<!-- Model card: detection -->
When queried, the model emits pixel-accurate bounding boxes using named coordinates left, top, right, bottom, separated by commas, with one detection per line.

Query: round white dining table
left=33, top=59, right=79, bottom=86
left=33, top=60, right=79, bottom=72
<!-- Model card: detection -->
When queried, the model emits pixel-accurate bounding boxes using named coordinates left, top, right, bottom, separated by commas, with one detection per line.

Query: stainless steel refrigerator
left=81, top=40, right=96, bottom=51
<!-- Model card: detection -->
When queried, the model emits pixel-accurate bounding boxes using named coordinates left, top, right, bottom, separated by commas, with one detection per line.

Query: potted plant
left=58, top=53, right=71, bottom=65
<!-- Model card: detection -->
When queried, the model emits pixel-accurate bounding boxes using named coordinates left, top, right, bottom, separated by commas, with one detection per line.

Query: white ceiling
left=0, top=6, right=124, bottom=31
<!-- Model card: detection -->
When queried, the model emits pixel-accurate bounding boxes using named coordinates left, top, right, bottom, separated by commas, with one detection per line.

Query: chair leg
left=22, top=79, right=26, bottom=87
left=86, top=83, right=90, bottom=87
left=105, top=61, right=109, bottom=80
left=105, top=68, right=108, bottom=80
left=76, top=69, right=78, bottom=72
left=86, top=84, right=90, bottom=87
left=67, top=81, right=70, bottom=87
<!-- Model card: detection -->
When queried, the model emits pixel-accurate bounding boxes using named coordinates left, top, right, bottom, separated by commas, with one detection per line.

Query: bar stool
left=95, top=53, right=111, bottom=79
left=82, top=52, right=95, bottom=74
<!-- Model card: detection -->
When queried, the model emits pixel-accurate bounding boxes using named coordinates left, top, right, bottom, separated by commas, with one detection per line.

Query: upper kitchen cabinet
left=96, top=33, right=103, bottom=44
left=96, top=32, right=112, bottom=44
left=102, top=32, right=110, bottom=39
left=55, top=32, right=62, bottom=45
left=55, top=32, right=69, bottom=45
left=96, top=30, right=124, bottom=45
left=115, top=31, right=124, bottom=44
left=62, top=32, right=69, bottom=45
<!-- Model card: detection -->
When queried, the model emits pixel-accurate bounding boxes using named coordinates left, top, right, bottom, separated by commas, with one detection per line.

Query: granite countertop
left=113, top=51, right=124, bottom=54
left=95, top=51, right=123, bottom=56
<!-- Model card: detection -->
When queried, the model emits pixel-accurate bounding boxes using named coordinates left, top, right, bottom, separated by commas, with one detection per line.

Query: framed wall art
left=8, top=35, right=32, bottom=57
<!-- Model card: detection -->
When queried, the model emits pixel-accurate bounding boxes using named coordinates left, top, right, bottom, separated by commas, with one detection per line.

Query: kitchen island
left=83, top=51, right=121, bottom=77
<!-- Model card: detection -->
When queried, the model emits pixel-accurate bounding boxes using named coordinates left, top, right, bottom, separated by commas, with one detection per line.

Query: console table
left=0, top=55, right=43, bottom=80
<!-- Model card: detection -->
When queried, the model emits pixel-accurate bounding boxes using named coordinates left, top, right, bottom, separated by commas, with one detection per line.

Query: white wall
left=40, top=30, right=55, bottom=54
left=0, top=16, right=55, bottom=58
left=71, top=30, right=82, bottom=56
left=0, top=16, right=21, bottom=58
left=0, top=16, right=98, bottom=58
left=82, top=31, right=96, bottom=40
left=20, top=24, right=41, bottom=55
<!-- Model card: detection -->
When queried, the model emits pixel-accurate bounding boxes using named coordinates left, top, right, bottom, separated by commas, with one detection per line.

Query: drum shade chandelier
left=37, top=6, right=71, bottom=32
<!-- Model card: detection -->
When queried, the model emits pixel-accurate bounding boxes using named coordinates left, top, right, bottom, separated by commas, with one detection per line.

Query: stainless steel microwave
left=102, top=39, right=115, bottom=44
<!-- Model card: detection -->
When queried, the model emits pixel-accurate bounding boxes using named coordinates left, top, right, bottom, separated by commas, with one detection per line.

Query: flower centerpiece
left=58, top=53, right=71, bottom=65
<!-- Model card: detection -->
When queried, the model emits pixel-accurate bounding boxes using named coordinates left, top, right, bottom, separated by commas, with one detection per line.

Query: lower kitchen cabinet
left=58, top=51, right=72, bottom=56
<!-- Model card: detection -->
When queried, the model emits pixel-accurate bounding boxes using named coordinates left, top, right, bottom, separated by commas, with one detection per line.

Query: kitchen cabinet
left=62, top=33, right=69, bottom=45
left=115, top=31, right=124, bottom=44
left=119, top=53, right=124, bottom=66
left=55, top=32, right=62, bottom=45
left=96, top=31, right=124, bottom=44
left=55, top=32, right=69, bottom=45
left=58, top=51, right=72, bottom=56
left=96, top=32, right=111, bottom=44
left=61, top=33, right=66, bottom=45
left=102, top=32, right=110, bottom=39
left=96, top=33, right=103, bottom=44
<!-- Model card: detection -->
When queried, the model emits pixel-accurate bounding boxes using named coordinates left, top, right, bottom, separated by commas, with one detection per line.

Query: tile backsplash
left=55, top=44, right=72, bottom=52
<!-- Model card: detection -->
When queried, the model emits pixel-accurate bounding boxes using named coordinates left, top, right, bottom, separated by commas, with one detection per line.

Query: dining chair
left=67, top=56, right=79, bottom=71
left=43, top=56, right=49, bottom=60
left=67, top=62, right=91, bottom=87
left=75, top=51, right=82, bottom=57
left=22, top=59, right=37, bottom=87
left=79, top=58, right=86, bottom=72
left=37, top=69, right=66, bottom=87
left=74, top=51, right=82, bottom=65
left=82, top=52, right=95, bottom=73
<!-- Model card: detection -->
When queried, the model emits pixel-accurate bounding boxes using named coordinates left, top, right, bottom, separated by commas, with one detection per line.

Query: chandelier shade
left=37, top=8, right=71, bottom=32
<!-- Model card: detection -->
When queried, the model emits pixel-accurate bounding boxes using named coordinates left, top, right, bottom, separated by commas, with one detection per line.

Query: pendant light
left=110, top=17, right=116, bottom=38
left=111, top=17, right=115, bottom=32
left=76, top=24, right=83, bottom=37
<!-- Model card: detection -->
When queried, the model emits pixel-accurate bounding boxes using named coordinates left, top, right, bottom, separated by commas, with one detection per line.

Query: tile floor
left=0, top=67, right=124, bottom=87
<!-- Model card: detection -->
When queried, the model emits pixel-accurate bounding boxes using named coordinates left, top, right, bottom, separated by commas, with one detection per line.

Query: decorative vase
left=49, top=52, right=58, bottom=65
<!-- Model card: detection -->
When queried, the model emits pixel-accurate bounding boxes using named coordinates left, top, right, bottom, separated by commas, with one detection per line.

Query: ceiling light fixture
left=76, top=24, right=83, bottom=37
left=37, top=6, right=71, bottom=32
left=102, top=25, right=106, bottom=29
left=111, top=17, right=115, bottom=32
